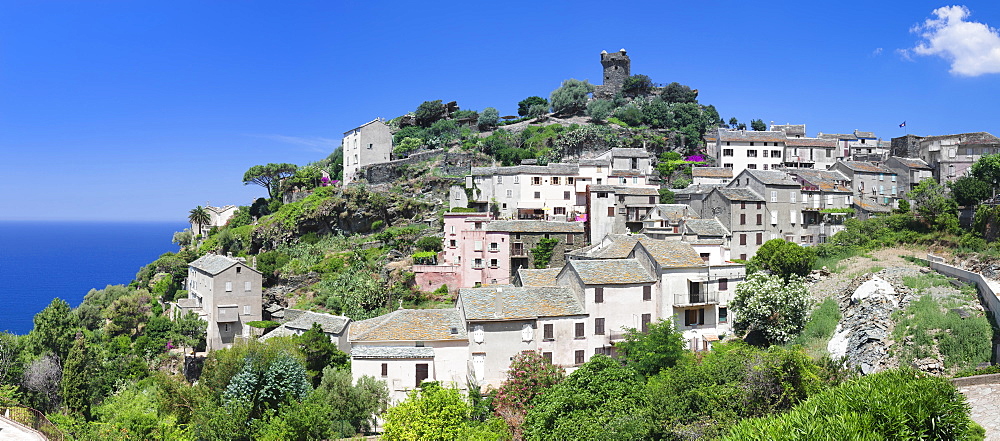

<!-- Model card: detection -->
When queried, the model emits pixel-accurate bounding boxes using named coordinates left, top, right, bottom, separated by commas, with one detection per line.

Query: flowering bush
left=492, top=351, right=564, bottom=438
left=731, top=272, right=812, bottom=346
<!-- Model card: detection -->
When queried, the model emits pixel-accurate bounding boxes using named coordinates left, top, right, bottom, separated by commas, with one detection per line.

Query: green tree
left=312, top=367, right=390, bottom=436
left=661, top=82, right=698, bottom=104
left=428, top=119, right=460, bottom=144
left=415, top=100, right=446, bottom=128
left=549, top=79, right=594, bottom=115
left=529, top=238, right=559, bottom=269
left=223, top=353, right=311, bottom=420
left=908, top=178, right=959, bottom=232
left=493, top=352, right=564, bottom=438
left=732, top=273, right=812, bottom=346
left=586, top=99, right=615, bottom=122
left=526, top=103, right=548, bottom=118
left=172, top=229, right=194, bottom=248
left=949, top=175, right=991, bottom=207
left=382, top=382, right=471, bottom=441
left=188, top=206, right=211, bottom=236
left=62, top=334, right=93, bottom=419
left=103, top=290, right=153, bottom=337
left=615, top=319, right=685, bottom=377
left=478, top=107, right=499, bottom=131
left=659, top=188, right=676, bottom=203
left=296, top=323, right=348, bottom=386
left=622, top=74, right=654, bottom=97
left=522, top=355, right=652, bottom=440
left=29, top=298, right=78, bottom=359
left=749, top=239, right=816, bottom=280
left=729, top=117, right=746, bottom=130
left=750, top=118, right=767, bottom=131
left=969, top=153, right=1000, bottom=190
left=517, top=96, right=548, bottom=117
left=242, top=163, right=298, bottom=199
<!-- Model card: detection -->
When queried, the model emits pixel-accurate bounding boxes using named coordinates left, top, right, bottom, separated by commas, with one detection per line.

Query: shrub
left=416, top=235, right=443, bottom=252
left=478, top=107, right=499, bottom=131
left=549, top=79, right=594, bottom=115
left=732, top=273, right=812, bottom=346
left=517, top=96, right=548, bottom=117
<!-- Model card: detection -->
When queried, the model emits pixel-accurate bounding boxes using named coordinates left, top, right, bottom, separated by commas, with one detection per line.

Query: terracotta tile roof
left=517, top=268, right=562, bottom=287
left=349, top=309, right=468, bottom=342
left=836, top=161, right=893, bottom=174
left=717, top=129, right=788, bottom=143
left=634, top=240, right=707, bottom=268
left=684, top=219, right=729, bottom=237
left=889, top=157, right=932, bottom=169
left=716, top=187, right=765, bottom=202
left=486, top=220, right=584, bottom=233
left=785, top=138, right=837, bottom=147
left=692, top=167, right=733, bottom=178
left=744, top=169, right=800, bottom=186
left=459, top=286, right=584, bottom=320
left=567, top=259, right=656, bottom=285
left=351, top=346, right=435, bottom=359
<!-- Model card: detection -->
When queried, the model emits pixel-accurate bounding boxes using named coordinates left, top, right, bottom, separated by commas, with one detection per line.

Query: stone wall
left=926, top=254, right=1000, bottom=362
left=358, top=151, right=474, bottom=184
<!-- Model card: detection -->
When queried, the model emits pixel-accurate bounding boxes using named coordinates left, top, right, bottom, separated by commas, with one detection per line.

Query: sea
left=0, top=221, right=187, bottom=335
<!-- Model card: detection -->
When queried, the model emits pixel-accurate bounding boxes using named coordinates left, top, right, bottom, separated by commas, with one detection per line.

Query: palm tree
left=188, top=206, right=211, bottom=236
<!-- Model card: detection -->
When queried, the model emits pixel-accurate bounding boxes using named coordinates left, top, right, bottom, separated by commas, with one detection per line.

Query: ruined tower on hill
left=594, top=49, right=630, bottom=99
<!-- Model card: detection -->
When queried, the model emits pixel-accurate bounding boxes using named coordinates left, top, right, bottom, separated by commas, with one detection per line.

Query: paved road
left=959, top=382, right=1000, bottom=440
left=0, top=417, right=45, bottom=441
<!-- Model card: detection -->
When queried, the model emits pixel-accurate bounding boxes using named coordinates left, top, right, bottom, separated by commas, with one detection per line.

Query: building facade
left=343, top=118, right=393, bottom=184
left=185, top=254, right=263, bottom=351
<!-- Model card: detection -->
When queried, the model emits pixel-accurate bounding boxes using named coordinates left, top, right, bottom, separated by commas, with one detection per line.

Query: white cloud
left=907, top=5, right=1000, bottom=76
left=872, top=47, right=883, bottom=56
left=250, top=134, right=339, bottom=153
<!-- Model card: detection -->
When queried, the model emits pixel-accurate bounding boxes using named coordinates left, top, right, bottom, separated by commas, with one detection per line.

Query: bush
left=586, top=99, right=616, bottom=122
left=517, top=96, right=548, bottom=117
left=478, top=107, right=499, bottom=131
left=549, top=79, right=594, bottom=115
left=416, top=236, right=443, bottom=253
left=415, top=100, right=445, bottom=127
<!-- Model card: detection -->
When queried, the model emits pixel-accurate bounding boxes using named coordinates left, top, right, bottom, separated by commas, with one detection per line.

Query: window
left=225, top=281, right=232, bottom=292
left=543, top=323, right=554, bottom=341
left=747, top=150, right=758, bottom=157
left=770, top=211, right=777, bottom=225
left=575, top=322, right=585, bottom=339
left=474, top=258, right=483, bottom=268
left=563, top=191, right=570, bottom=200
left=489, top=259, right=498, bottom=268
left=790, top=192, right=796, bottom=203
left=490, top=242, right=498, bottom=251
left=381, top=363, right=388, bottom=377
left=879, top=174, right=884, bottom=181
left=575, top=350, right=585, bottom=365
left=770, top=191, right=777, bottom=202
left=748, top=164, right=757, bottom=169
left=684, top=308, right=705, bottom=326
left=450, top=226, right=456, bottom=234
left=723, top=148, right=733, bottom=156
left=244, top=281, right=251, bottom=292
left=763, top=164, right=769, bottom=170
left=719, top=307, right=728, bottom=323
left=521, top=323, right=533, bottom=342
left=449, top=239, right=457, bottom=248
left=474, top=240, right=483, bottom=251
left=757, top=202, right=762, bottom=210
left=532, top=176, right=541, bottom=185
left=568, top=177, right=575, bottom=184
left=534, top=191, right=541, bottom=199
left=741, top=201, right=746, bottom=210
left=415, top=364, right=429, bottom=388
left=597, top=192, right=608, bottom=198
left=740, top=234, right=747, bottom=245
left=506, top=189, right=513, bottom=198
left=757, top=213, right=763, bottom=225
left=700, top=253, right=710, bottom=262
left=595, top=287, right=604, bottom=303
left=595, top=318, right=605, bottom=335
left=740, top=213, right=746, bottom=225
left=566, top=234, right=574, bottom=245
left=762, top=150, right=769, bottom=158
left=740, top=253, right=747, bottom=260
left=243, top=305, right=250, bottom=315
left=641, top=314, right=651, bottom=333
left=790, top=210, right=796, bottom=225
left=724, top=163, right=733, bottom=168
left=643, top=285, right=652, bottom=301
left=891, top=175, right=897, bottom=182
left=772, top=150, right=781, bottom=158
left=542, top=352, right=553, bottom=362
left=236, top=267, right=241, bottom=274
left=497, top=176, right=502, bottom=184
left=552, top=177, right=560, bottom=185
left=756, top=233, right=763, bottom=245
left=750, top=142, right=755, bottom=146
left=514, top=176, right=519, bottom=184
left=719, top=278, right=728, bottom=291
left=473, top=325, right=485, bottom=343
left=607, top=207, right=615, bottom=217
left=621, top=178, right=627, bottom=184
left=222, top=323, right=230, bottom=332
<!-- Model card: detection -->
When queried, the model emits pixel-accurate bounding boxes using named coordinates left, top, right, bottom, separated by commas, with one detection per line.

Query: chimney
left=494, top=289, right=503, bottom=319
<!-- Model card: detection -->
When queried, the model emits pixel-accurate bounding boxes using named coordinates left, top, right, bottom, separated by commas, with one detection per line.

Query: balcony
left=674, top=291, right=719, bottom=306
left=511, top=244, right=526, bottom=257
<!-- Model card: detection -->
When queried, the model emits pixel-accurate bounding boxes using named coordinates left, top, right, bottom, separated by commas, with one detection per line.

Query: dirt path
left=808, top=247, right=926, bottom=301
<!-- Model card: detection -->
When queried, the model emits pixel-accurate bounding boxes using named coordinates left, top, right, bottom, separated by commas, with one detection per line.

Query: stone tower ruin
left=595, top=49, right=630, bottom=99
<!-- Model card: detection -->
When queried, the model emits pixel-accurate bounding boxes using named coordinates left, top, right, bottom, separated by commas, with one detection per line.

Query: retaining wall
left=927, top=253, right=1000, bottom=362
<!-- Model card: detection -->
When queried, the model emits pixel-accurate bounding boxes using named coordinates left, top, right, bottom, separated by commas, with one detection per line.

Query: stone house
left=884, top=157, right=933, bottom=195
left=830, top=161, right=899, bottom=207
left=702, top=187, right=767, bottom=260
left=691, top=167, right=733, bottom=185
left=587, top=185, right=660, bottom=243
left=487, top=220, right=585, bottom=274
left=184, top=254, right=263, bottom=351
left=342, top=118, right=393, bottom=184
left=895, top=132, right=1000, bottom=184
left=785, top=168, right=853, bottom=244
left=673, top=183, right=724, bottom=215
left=259, top=310, right=351, bottom=353
left=640, top=204, right=697, bottom=240
left=349, top=309, right=469, bottom=403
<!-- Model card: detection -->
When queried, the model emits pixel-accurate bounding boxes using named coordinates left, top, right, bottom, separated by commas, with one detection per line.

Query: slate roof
left=888, top=157, right=932, bottom=170
left=789, top=169, right=852, bottom=193
left=684, top=219, right=729, bottom=237
left=771, top=124, right=806, bottom=137
left=188, top=254, right=257, bottom=275
left=836, top=161, right=893, bottom=174
left=283, top=310, right=350, bottom=334
left=635, top=240, right=708, bottom=268
left=344, top=118, right=387, bottom=134
left=471, top=163, right=580, bottom=176
left=716, top=187, right=765, bottom=202
left=459, top=286, right=584, bottom=320
left=913, top=132, right=1000, bottom=144
left=744, top=169, right=800, bottom=186
left=692, top=167, right=733, bottom=178
left=349, top=309, right=468, bottom=342
left=613, top=186, right=659, bottom=196
left=579, top=158, right=610, bottom=166
left=589, top=185, right=618, bottom=192
left=854, top=199, right=892, bottom=213
left=854, top=130, right=876, bottom=139
left=645, top=204, right=694, bottom=222
left=818, top=133, right=857, bottom=141
left=486, top=220, right=584, bottom=233
left=566, top=259, right=656, bottom=285
left=611, top=148, right=653, bottom=158
left=785, top=137, right=837, bottom=147
left=517, top=268, right=562, bottom=287
left=673, top=183, right=724, bottom=195
left=567, top=234, right=643, bottom=259
left=717, top=129, right=787, bottom=143
left=351, top=346, right=435, bottom=359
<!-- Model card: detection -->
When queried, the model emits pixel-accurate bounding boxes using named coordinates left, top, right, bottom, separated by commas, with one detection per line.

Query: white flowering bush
left=731, top=272, right=813, bottom=346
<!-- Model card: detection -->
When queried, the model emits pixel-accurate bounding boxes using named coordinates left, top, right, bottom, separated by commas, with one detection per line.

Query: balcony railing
left=674, top=291, right=719, bottom=306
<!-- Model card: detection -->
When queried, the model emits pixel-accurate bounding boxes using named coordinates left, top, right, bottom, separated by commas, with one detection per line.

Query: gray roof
left=613, top=186, right=659, bottom=196
left=589, top=185, right=618, bottom=192
left=834, top=161, right=894, bottom=174
left=644, top=204, right=695, bottom=222
left=459, top=286, right=584, bottom=320
left=283, top=310, right=350, bottom=334
left=566, top=259, right=656, bottom=285
left=716, top=187, right=765, bottom=202
left=517, top=268, right=562, bottom=287
left=611, top=148, right=653, bottom=158
left=568, top=234, right=643, bottom=259
left=634, top=240, right=708, bottom=268
left=887, top=157, right=932, bottom=170
left=188, top=254, right=258, bottom=276
left=854, top=130, right=876, bottom=139
left=349, top=309, right=468, bottom=342
left=771, top=124, right=806, bottom=136
left=818, top=133, right=857, bottom=141
left=471, top=163, right=579, bottom=176
left=673, top=183, right=725, bottom=195
left=788, top=169, right=852, bottom=193
left=743, top=169, right=800, bottom=186
left=692, top=167, right=733, bottom=178
left=486, top=220, right=584, bottom=233
left=785, top=137, right=837, bottom=147
left=580, top=158, right=610, bottom=166
left=684, top=219, right=729, bottom=237
left=351, top=346, right=435, bottom=359
left=717, top=129, right=787, bottom=143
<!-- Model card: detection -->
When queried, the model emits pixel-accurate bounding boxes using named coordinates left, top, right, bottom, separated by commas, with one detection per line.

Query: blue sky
left=3, top=1, right=1000, bottom=221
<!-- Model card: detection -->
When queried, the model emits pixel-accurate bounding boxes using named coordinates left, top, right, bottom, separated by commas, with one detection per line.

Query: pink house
left=414, top=213, right=512, bottom=291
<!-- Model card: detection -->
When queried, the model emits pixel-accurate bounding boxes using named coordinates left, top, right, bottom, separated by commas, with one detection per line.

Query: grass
left=813, top=254, right=848, bottom=273
left=901, top=273, right=952, bottom=293
left=891, top=294, right=992, bottom=370
left=791, top=298, right=841, bottom=359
